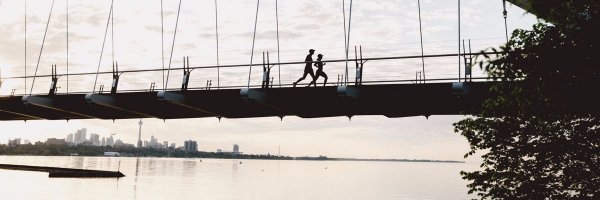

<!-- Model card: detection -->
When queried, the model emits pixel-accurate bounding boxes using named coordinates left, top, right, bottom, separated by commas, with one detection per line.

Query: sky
left=0, top=0, right=538, bottom=161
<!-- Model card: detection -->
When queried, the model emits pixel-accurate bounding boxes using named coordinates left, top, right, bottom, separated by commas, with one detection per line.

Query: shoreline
left=0, top=154, right=465, bottom=164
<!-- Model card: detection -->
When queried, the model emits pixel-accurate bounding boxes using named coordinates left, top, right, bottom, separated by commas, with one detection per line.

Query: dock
left=0, top=164, right=125, bottom=178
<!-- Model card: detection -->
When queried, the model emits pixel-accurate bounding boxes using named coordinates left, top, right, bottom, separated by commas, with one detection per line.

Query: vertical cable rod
left=417, top=0, right=426, bottom=83
left=342, top=0, right=348, bottom=85
left=93, top=1, right=114, bottom=93
left=24, top=0, right=27, bottom=94
left=275, top=0, right=281, bottom=87
left=111, top=0, right=115, bottom=65
left=30, top=0, right=56, bottom=95
left=214, top=0, right=220, bottom=89
left=457, top=0, right=461, bottom=82
left=345, top=0, right=353, bottom=84
left=161, top=0, right=165, bottom=89
left=66, top=0, right=69, bottom=94
left=247, top=0, right=260, bottom=88
left=165, top=0, right=183, bottom=91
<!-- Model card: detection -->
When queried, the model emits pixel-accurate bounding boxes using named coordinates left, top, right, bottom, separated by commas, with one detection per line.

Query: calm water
left=0, top=156, right=477, bottom=200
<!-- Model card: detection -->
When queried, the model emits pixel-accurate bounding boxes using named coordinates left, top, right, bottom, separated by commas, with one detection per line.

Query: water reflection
left=0, top=156, right=477, bottom=200
left=69, top=156, right=85, bottom=169
left=134, top=157, right=140, bottom=200
left=232, top=160, right=238, bottom=177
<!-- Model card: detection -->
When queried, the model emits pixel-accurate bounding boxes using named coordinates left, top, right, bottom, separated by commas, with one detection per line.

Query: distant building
left=8, top=138, right=21, bottom=147
left=106, top=136, right=115, bottom=147
left=66, top=133, right=74, bottom=144
left=101, top=137, right=106, bottom=146
left=233, top=144, right=240, bottom=155
left=144, top=136, right=162, bottom=148
left=217, top=149, right=222, bottom=153
left=163, top=141, right=169, bottom=149
left=74, top=128, right=87, bottom=145
left=170, top=143, right=176, bottom=149
left=45, top=138, right=67, bottom=145
left=23, top=139, right=31, bottom=145
left=90, top=134, right=100, bottom=146
left=184, top=140, right=198, bottom=152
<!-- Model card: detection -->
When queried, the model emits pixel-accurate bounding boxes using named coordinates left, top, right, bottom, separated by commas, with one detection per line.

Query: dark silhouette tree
left=455, top=0, right=600, bottom=199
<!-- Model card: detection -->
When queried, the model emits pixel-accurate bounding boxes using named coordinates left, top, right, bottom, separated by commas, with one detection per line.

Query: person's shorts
left=304, top=67, right=315, bottom=75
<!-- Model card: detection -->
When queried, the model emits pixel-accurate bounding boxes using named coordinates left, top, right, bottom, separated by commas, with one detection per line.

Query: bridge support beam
left=240, top=88, right=267, bottom=103
left=85, top=93, right=158, bottom=119
left=157, top=91, right=220, bottom=116
left=240, top=88, right=284, bottom=114
left=451, top=82, right=471, bottom=95
left=22, top=96, right=96, bottom=119
left=0, top=109, right=44, bottom=120
left=337, top=86, right=360, bottom=99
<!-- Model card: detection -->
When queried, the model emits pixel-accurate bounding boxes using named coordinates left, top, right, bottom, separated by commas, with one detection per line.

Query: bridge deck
left=0, top=82, right=495, bottom=121
left=3, top=80, right=599, bottom=121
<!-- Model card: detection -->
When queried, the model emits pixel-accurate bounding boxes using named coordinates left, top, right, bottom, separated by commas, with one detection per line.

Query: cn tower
left=137, top=119, right=143, bottom=148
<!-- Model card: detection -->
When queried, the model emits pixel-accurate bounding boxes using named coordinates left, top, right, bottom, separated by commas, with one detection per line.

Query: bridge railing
left=0, top=52, right=499, bottom=96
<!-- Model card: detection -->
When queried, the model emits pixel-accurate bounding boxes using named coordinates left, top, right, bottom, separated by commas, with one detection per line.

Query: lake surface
left=0, top=156, right=478, bottom=200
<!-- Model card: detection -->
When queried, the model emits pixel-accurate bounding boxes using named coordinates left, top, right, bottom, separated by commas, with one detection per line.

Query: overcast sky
left=0, top=0, right=538, bottom=160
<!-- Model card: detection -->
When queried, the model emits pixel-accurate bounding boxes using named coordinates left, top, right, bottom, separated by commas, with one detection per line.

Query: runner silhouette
left=308, top=54, right=328, bottom=87
left=293, top=49, right=315, bottom=87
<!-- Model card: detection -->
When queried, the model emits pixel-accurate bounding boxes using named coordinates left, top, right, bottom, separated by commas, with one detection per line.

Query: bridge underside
left=0, top=82, right=597, bottom=121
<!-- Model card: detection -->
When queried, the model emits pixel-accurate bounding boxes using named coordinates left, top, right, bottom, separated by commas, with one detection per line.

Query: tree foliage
left=455, top=0, right=600, bottom=199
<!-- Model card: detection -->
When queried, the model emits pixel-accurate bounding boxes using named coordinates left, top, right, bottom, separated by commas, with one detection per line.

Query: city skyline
left=5, top=125, right=243, bottom=153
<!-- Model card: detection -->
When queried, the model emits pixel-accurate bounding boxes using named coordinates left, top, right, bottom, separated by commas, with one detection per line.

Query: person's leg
left=322, top=72, right=328, bottom=86
left=308, top=74, right=319, bottom=87
left=305, top=70, right=316, bottom=87
left=294, top=72, right=309, bottom=87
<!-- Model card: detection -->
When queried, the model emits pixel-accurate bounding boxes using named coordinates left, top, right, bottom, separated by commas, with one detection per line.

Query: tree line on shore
left=0, top=143, right=299, bottom=160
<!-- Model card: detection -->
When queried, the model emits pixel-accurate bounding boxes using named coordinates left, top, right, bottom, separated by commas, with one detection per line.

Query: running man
left=293, top=49, right=316, bottom=87
left=308, top=54, right=328, bottom=87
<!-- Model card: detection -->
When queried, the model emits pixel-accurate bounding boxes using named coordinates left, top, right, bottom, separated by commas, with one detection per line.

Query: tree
left=454, top=0, right=600, bottom=199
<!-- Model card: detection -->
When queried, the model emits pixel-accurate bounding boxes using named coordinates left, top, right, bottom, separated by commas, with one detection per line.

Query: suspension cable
left=24, top=0, right=27, bottom=94
left=502, top=0, right=509, bottom=43
left=342, top=0, right=348, bottom=85
left=66, top=0, right=69, bottom=94
left=247, top=0, right=260, bottom=88
left=215, top=0, right=220, bottom=89
left=457, top=0, right=461, bottom=82
left=275, top=0, right=281, bottom=87
left=161, top=0, right=165, bottom=89
left=93, top=1, right=114, bottom=93
left=164, top=0, right=183, bottom=91
left=417, top=0, right=426, bottom=82
left=345, top=0, right=353, bottom=84
left=30, top=0, right=56, bottom=95
left=111, top=0, right=115, bottom=64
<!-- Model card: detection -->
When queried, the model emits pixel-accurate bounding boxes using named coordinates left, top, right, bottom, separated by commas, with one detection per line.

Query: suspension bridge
left=1, top=0, right=589, bottom=121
